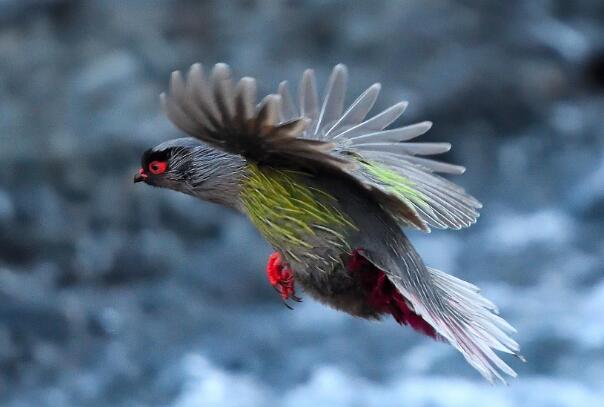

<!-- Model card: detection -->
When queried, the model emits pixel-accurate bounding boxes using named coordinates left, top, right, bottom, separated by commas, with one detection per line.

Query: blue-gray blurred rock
left=0, top=0, right=603, bottom=406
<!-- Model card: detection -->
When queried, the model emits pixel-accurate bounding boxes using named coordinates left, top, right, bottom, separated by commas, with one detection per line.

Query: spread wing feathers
left=162, top=63, right=480, bottom=231
left=358, top=151, right=482, bottom=230
left=160, top=63, right=348, bottom=171
left=277, top=65, right=481, bottom=231
left=361, top=247, right=523, bottom=384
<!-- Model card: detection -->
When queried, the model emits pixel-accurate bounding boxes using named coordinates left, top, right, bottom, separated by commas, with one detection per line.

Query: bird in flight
left=134, top=63, right=523, bottom=383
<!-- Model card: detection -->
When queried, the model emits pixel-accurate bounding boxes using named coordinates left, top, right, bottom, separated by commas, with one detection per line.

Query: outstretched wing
left=160, top=63, right=347, bottom=172
left=162, top=63, right=480, bottom=232
left=277, top=65, right=482, bottom=232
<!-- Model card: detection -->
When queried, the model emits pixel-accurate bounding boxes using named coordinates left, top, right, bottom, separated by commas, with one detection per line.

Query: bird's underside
left=240, top=162, right=427, bottom=320
left=258, top=169, right=439, bottom=338
left=140, top=62, right=524, bottom=383
left=268, top=247, right=438, bottom=338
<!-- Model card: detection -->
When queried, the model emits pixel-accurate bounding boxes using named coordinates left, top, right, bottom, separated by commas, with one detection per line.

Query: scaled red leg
left=266, top=252, right=301, bottom=305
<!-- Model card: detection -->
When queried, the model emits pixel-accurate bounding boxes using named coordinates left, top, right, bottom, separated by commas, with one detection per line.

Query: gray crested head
left=134, top=137, right=246, bottom=209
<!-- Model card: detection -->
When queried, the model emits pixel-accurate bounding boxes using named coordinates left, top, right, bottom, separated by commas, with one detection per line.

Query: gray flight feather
left=161, top=63, right=347, bottom=173
left=315, top=64, right=347, bottom=137
left=323, top=83, right=381, bottom=139
left=333, top=101, right=409, bottom=139
left=290, top=66, right=478, bottom=230
left=345, top=121, right=433, bottom=144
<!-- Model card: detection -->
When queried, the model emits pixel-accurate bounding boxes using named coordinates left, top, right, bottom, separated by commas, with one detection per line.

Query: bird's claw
left=266, top=252, right=301, bottom=307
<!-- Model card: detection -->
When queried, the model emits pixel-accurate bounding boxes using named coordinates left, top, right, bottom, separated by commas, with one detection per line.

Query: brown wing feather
left=160, top=63, right=349, bottom=172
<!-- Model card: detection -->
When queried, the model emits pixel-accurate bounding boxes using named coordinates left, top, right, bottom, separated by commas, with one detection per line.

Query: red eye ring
left=148, top=160, right=167, bottom=175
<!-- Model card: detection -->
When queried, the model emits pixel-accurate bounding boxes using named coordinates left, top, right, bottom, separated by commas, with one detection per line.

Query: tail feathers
left=355, top=247, right=523, bottom=383
left=348, top=249, right=438, bottom=338
left=419, top=268, right=524, bottom=384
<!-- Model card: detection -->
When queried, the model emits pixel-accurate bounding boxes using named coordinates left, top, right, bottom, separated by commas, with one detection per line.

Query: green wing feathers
left=355, top=153, right=482, bottom=231
left=276, top=64, right=482, bottom=232
left=358, top=159, right=432, bottom=230
left=360, top=160, right=429, bottom=210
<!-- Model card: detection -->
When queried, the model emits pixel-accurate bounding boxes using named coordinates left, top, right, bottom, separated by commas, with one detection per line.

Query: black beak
left=134, top=169, right=147, bottom=183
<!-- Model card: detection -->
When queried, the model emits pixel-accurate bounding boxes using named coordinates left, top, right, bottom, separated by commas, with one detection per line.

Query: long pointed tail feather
left=360, top=243, right=523, bottom=384
left=413, top=267, right=524, bottom=384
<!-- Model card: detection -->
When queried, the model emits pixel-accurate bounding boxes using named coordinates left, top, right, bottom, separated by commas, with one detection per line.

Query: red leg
left=266, top=252, right=301, bottom=305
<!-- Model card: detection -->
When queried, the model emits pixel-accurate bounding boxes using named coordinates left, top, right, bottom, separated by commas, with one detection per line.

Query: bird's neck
left=187, top=154, right=248, bottom=211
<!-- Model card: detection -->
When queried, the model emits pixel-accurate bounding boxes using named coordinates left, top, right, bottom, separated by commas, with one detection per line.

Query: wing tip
left=420, top=120, right=433, bottom=133
left=303, top=68, right=315, bottom=78
left=239, top=76, right=256, bottom=86
left=170, top=69, right=182, bottom=79
left=333, top=63, right=348, bottom=71
left=186, top=63, right=205, bottom=87
left=393, top=101, right=409, bottom=116
left=214, top=62, right=231, bottom=71
left=211, top=62, right=232, bottom=81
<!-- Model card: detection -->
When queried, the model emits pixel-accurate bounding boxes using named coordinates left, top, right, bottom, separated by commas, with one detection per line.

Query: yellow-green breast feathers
left=241, top=163, right=357, bottom=258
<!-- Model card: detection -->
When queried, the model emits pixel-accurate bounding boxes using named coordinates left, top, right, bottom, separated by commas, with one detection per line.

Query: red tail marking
left=348, top=249, right=437, bottom=338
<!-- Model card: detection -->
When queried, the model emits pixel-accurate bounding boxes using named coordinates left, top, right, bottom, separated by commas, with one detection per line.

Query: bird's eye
left=148, top=160, right=167, bottom=175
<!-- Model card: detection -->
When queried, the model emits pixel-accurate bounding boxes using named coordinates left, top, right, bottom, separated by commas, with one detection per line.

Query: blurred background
left=1, top=0, right=603, bottom=406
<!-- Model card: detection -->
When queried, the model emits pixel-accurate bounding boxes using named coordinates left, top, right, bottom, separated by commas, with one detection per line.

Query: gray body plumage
left=283, top=173, right=411, bottom=320
left=136, top=63, right=524, bottom=384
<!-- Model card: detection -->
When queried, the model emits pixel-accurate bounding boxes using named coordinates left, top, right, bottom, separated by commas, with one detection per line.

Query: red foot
left=266, top=252, right=301, bottom=307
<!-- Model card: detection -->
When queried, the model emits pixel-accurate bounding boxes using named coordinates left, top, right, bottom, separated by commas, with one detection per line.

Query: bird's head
left=134, top=137, right=198, bottom=191
left=134, top=137, right=246, bottom=208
